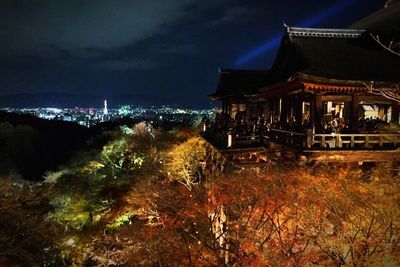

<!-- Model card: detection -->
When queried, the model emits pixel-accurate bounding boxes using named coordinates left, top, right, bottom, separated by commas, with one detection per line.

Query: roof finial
left=385, top=0, right=399, bottom=7
left=283, top=19, right=290, bottom=33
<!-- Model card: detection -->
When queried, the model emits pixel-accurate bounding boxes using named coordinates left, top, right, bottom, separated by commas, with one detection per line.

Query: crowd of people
left=206, top=112, right=311, bottom=137
left=205, top=112, right=397, bottom=137
left=358, top=117, right=392, bottom=132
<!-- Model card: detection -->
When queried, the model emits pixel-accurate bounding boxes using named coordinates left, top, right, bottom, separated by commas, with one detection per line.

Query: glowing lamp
left=227, top=134, right=233, bottom=148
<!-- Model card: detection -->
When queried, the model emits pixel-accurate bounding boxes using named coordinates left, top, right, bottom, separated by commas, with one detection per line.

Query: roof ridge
left=285, top=26, right=366, bottom=38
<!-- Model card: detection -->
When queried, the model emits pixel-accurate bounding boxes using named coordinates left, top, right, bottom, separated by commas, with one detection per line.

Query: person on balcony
left=331, top=115, right=340, bottom=134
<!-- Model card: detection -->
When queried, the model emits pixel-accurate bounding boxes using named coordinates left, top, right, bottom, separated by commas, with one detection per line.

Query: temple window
left=230, top=103, right=246, bottom=120
left=323, top=101, right=345, bottom=120
left=360, top=102, right=391, bottom=122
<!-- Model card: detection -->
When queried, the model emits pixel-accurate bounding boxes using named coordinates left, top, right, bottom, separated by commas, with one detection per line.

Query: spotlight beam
left=234, top=0, right=358, bottom=66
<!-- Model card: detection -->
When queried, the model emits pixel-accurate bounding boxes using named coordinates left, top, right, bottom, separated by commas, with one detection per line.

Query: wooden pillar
left=258, top=101, right=265, bottom=117
left=351, top=94, right=360, bottom=131
left=245, top=101, right=250, bottom=121
left=263, top=100, right=268, bottom=119
left=280, top=97, right=288, bottom=123
left=306, top=128, right=313, bottom=148
left=295, top=96, right=302, bottom=124
left=344, top=101, right=352, bottom=125
left=392, top=102, right=399, bottom=124
left=312, top=95, right=322, bottom=132
left=271, top=97, right=277, bottom=123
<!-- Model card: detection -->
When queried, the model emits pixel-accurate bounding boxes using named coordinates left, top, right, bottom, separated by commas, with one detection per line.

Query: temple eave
left=261, top=75, right=400, bottom=97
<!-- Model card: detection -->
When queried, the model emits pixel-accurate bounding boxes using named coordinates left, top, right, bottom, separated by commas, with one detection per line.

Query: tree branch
left=371, top=33, right=400, bottom=57
left=364, top=82, right=400, bottom=104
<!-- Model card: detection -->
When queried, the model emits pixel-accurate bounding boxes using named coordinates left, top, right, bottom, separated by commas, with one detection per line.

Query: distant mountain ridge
left=0, top=92, right=209, bottom=109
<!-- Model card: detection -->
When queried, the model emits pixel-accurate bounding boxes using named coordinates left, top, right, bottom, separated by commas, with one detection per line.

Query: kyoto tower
left=104, top=99, right=108, bottom=115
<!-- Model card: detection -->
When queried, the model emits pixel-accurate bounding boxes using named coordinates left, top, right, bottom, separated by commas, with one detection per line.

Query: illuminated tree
left=201, top=165, right=400, bottom=266
left=99, top=134, right=145, bottom=177
left=165, top=136, right=206, bottom=190
left=47, top=159, right=399, bottom=266
left=46, top=194, right=91, bottom=231
left=131, top=121, right=159, bottom=150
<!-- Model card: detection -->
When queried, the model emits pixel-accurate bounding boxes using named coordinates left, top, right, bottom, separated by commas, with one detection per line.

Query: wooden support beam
left=351, top=94, right=360, bottom=131
left=305, top=150, right=400, bottom=163
left=321, top=95, right=352, bottom=102
left=280, top=97, right=288, bottom=123
left=312, top=95, right=322, bottom=131
left=294, top=96, right=302, bottom=124
left=392, top=102, right=399, bottom=124
left=344, top=101, right=352, bottom=125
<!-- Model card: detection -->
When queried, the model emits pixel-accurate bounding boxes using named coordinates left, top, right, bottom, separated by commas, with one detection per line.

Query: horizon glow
left=234, top=0, right=359, bottom=66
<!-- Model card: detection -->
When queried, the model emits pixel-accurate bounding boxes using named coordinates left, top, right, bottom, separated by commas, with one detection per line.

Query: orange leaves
left=76, top=162, right=400, bottom=266
left=200, top=164, right=400, bottom=265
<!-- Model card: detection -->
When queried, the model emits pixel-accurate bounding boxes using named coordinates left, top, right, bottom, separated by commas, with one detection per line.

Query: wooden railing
left=312, top=133, right=400, bottom=149
left=219, top=127, right=400, bottom=150
left=263, top=129, right=400, bottom=150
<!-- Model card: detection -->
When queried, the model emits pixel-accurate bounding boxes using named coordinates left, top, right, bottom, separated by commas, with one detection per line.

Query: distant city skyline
left=1, top=104, right=213, bottom=127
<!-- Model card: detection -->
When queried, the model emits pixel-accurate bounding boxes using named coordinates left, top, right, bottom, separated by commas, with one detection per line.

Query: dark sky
left=0, top=0, right=388, bottom=107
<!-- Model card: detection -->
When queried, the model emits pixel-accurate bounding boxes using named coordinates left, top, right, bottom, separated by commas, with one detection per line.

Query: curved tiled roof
left=350, top=0, right=400, bottom=32
left=268, top=26, right=400, bottom=84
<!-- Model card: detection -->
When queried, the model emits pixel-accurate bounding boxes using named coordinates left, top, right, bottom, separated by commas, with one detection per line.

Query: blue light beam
left=234, top=0, right=358, bottom=66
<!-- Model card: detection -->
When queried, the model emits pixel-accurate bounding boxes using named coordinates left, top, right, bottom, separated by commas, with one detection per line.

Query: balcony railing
left=312, top=133, right=400, bottom=149
left=265, top=129, right=400, bottom=150
left=221, top=129, right=400, bottom=150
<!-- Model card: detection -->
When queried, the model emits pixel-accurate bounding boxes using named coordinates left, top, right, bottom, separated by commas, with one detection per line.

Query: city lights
left=0, top=104, right=214, bottom=127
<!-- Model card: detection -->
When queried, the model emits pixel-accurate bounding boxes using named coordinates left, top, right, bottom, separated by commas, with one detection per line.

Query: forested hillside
left=0, top=111, right=92, bottom=180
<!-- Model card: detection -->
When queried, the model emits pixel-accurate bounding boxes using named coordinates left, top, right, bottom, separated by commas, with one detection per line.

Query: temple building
left=206, top=1, right=400, bottom=166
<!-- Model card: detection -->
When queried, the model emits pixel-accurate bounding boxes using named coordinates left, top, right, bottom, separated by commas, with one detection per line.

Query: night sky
left=0, top=0, right=388, bottom=108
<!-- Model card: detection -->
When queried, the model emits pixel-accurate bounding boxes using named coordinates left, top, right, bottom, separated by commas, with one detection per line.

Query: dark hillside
left=0, top=111, right=91, bottom=180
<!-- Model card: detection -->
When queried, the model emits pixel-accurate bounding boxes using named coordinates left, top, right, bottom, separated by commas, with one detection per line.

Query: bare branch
left=371, top=33, right=400, bottom=57
left=364, top=82, right=400, bottom=104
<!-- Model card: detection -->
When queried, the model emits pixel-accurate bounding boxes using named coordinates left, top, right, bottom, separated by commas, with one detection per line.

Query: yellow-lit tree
left=165, top=136, right=206, bottom=190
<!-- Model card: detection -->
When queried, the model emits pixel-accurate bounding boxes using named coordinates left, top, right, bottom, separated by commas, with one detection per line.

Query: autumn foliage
left=165, top=136, right=206, bottom=190
left=206, top=166, right=400, bottom=266
left=0, top=124, right=399, bottom=266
